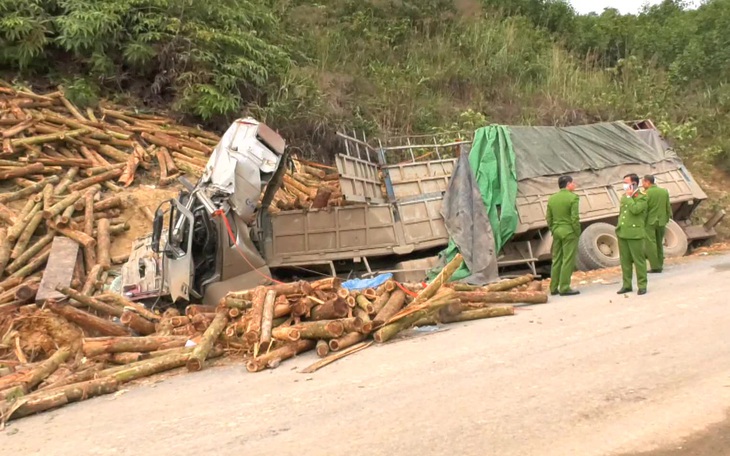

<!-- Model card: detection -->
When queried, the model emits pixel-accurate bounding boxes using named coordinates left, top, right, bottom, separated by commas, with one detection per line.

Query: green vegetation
left=1, top=0, right=729, bottom=183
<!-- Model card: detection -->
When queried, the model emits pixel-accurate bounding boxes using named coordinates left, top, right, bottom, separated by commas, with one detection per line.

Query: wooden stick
left=300, top=341, right=373, bottom=374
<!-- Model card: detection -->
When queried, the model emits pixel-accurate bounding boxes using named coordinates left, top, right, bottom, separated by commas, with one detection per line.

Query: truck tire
left=575, top=254, right=589, bottom=271
left=577, top=222, right=621, bottom=270
left=662, top=220, right=689, bottom=258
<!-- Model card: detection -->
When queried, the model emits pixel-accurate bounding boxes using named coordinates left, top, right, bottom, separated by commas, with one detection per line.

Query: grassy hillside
left=1, top=0, right=729, bottom=232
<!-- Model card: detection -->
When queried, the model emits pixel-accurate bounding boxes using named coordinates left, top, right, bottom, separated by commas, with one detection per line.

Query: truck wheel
left=577, top=222, right=620, bottom=270
left=663, top=220, right=689, bottom=258
left=575, top=254, right=589, bottom=271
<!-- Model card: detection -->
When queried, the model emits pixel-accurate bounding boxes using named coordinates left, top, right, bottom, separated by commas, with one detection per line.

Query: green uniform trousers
left=645, top=224, right=666, bottom=271
left=618, top=237, right=648, bottom=290
left=550, top=233, right=578, bottom=293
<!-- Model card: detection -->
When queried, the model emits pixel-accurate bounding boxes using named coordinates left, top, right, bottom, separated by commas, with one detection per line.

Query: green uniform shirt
left=546, top=189, right=580, bottom=238
left=645, top=184, right=671, bottom=226
left=616, top=191, right=648, bottom=240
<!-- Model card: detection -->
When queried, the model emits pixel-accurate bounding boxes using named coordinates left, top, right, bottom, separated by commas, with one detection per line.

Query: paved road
left=3, top=255, right=730, bottom=456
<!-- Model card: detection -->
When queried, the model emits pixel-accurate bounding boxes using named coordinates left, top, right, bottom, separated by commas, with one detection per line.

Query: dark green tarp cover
left=427, top=126, right=518, bottom=282
left=428, top=121, right=670, bottom=283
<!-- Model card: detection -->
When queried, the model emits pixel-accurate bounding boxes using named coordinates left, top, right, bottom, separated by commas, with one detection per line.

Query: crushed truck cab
left=121, top=118, right=288, bottom=306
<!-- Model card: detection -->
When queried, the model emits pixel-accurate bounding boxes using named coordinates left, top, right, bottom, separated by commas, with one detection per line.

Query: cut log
left=68, top=169, right=123, bottom=192
left=310, top=187, right=332, bottom=209
left=187, top=308, right=228, bottom=372
left=15, top=280, right=40, bottom=302
left=453, top=291, right=547, bottom=304
left=244, top=286, right=267, bottom=345
left=10, top=211, right=44, bottom=259
left=372, top=291, right=391, bottom=315
left=97, top=218, right=111, bottom=268
left=46, top=300, right=131, bottom=336
left=291, top=319, right=345, bottom=340
left=21, top=346, right=71, bottom=392
left=83, top=336, right=188, bottom=357
left=374, top=294, right=459, bottom=343
left=271, top=326, right=301, bottom=342
left=185, top=304, right=216, bottom=317
left=55, top=285, right=122, bottom=317
left=42, top=191, right=82, bottom=219
left=328, top=332, right=366, bottom=351
left=372, top=289, right=406, bottom=327
left=0, top=176, right=59, bottom=203
left=486, top=275, right=534, bottom=292
left=0, top=162, right=44, bottom=180
left=94, top=293, right=160, bottom=322
left=0, top=202, right=17, bottom=225
left=120, top=309, right=156, bottom=336
left=309, top=277, right=341, bottom=291
left=316, top=339, right=330, bottom=357
left=355, top=295, right=375, bottom=314
left=310, top=297, right=349, bottom=320
left=246, top=340, right=315, bottom=373
left=7, top=245, right=51, bottom=280
left=112, top=348, right=222, bottom=383
left=385, top=255, right=463, bottom=325
left=259, top=290, right=277, bottom=351
left=442, top=305, right=515, bottom=323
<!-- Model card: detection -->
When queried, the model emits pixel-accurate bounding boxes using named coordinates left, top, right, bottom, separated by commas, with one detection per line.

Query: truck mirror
left=151, top=208, right=164, bottom=253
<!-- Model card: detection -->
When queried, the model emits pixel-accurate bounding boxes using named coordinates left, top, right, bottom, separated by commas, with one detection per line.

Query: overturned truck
left=122, top=119, right=721, bottom=306
left=258, top=120, right=721, bottom=281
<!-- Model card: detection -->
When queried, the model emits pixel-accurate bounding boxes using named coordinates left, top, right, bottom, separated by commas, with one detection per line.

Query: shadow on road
left=617, top=409, right=730, bottom=456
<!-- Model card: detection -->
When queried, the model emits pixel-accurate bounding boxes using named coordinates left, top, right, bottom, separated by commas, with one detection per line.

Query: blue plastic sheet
left=341, top=273, right=393, bottom=291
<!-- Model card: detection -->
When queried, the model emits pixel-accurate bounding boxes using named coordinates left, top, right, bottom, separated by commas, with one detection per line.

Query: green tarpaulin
left=427, top=125, right=519, bottom=282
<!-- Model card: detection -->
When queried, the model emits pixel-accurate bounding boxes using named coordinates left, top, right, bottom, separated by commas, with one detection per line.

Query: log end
left=186, top=358, right=204, bottom=373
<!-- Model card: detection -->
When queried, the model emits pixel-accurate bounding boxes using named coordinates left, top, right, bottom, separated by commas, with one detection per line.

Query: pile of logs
left=268, top=158, right=345, bottom=213
left=0, top=254, right=548, bottom=423
left=0, top=81, right=225, bottom=311
left=0, top=81, right=220, bottom=189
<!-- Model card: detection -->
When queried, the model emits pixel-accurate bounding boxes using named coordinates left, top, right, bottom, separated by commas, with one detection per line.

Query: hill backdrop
left=1, top=0, right=729, bottom=232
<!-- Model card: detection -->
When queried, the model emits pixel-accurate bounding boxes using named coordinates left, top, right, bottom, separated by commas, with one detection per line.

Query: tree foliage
left=0, top=0, right=291, bottom=119
left=1, top=0, right=730, bottom=172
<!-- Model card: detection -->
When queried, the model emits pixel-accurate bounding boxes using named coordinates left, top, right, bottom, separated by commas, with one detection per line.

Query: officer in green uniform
left=546, top=175, right=581, bottom=296
left=642, top=174, right=672, bottom=273
left=616, top=173, right=649, bottom=295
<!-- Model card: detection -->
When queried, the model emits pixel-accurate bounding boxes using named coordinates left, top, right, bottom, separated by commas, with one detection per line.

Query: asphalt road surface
left=2, top=254, right=730, bottom=456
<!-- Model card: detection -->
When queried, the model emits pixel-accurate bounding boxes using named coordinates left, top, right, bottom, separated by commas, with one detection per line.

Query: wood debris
left=0, top=248, right=545, bottom=423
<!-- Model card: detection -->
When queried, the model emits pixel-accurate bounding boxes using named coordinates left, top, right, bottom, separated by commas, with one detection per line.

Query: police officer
left=546, top=175, right=581, bottom=296
left=616, top=173, right=649, bottom=295
left=642, top=174, right=672, bottom=273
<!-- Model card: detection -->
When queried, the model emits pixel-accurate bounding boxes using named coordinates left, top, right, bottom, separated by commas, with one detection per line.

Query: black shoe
left=617, top=288, right=632, bottom=294
left=649, top=269, right=663, bottom=274
left=550, top=290, right=559, bottom=296
left=638, top=289, right=647, bottom=295
left=560, top=289, right=580, bottom=296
